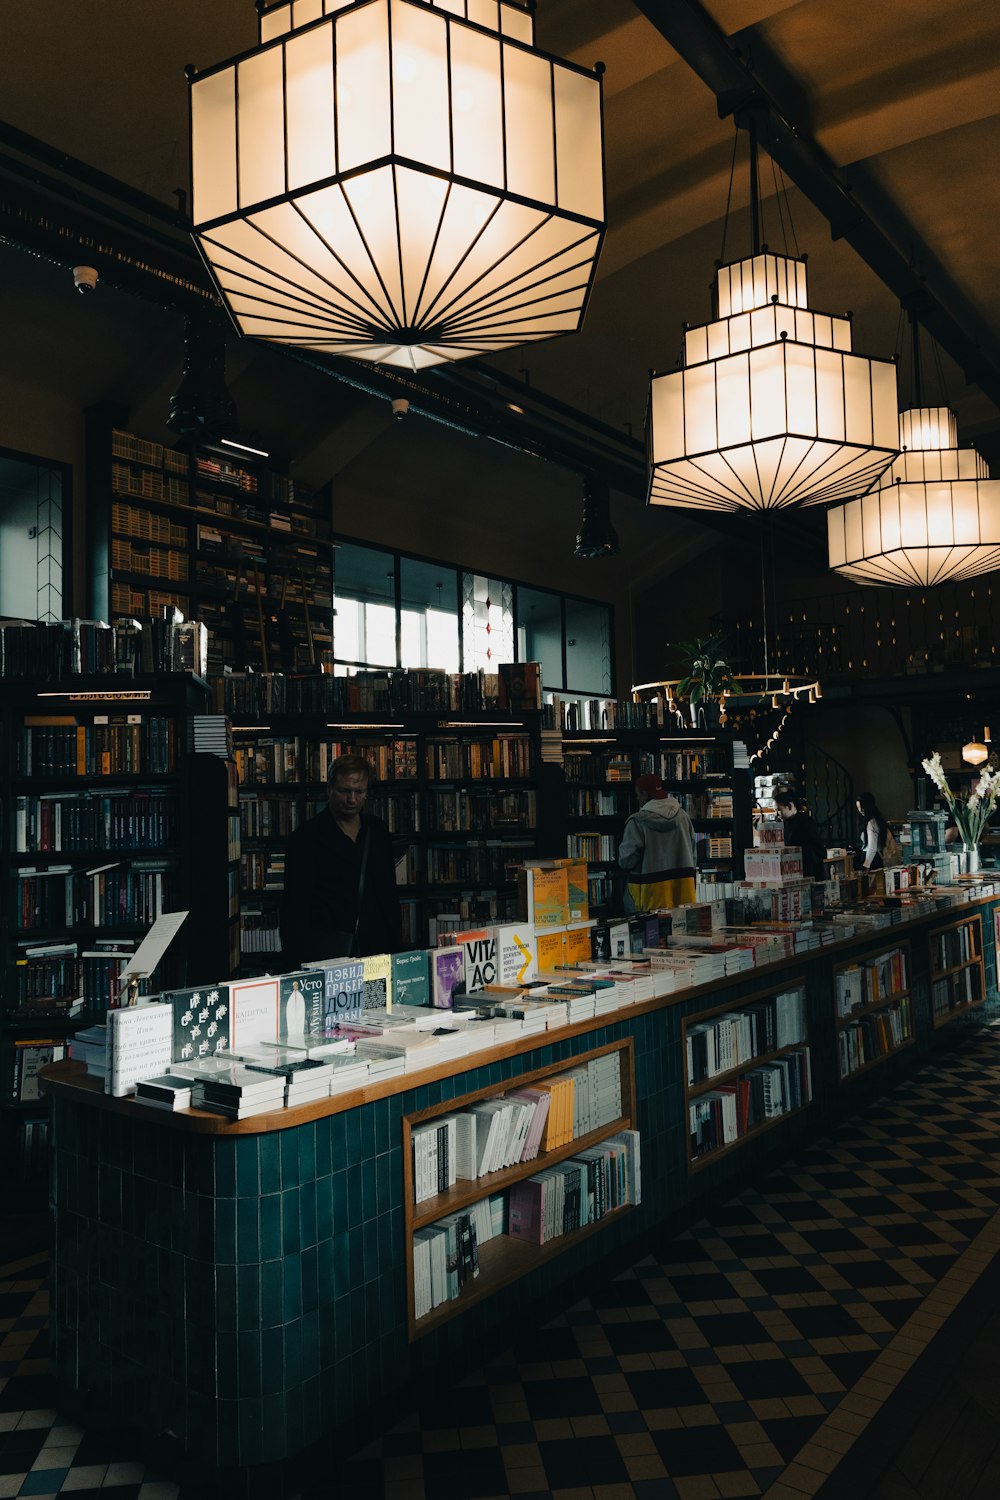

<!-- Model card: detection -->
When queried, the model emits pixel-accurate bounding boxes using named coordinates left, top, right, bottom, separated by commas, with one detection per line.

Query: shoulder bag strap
left=348, top=823, right=371, bottom=957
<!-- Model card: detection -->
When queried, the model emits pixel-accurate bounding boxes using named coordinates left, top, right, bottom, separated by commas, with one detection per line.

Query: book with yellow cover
left=536, top=928, right=566, bottom=973
left=518, top=863, right=569, bottom=928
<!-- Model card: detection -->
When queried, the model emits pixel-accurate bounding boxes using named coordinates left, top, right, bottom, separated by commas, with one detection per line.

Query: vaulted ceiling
left=2, top=0, right=999, bottom=605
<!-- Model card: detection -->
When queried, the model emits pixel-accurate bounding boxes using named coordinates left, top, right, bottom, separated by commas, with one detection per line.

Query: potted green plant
left=671, top=633, right=736, bottom=727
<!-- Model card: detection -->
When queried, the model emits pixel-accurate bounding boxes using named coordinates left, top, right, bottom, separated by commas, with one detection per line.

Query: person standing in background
left=855, top=791, right=889, bottom=871
left=619, top=772, right=697, bottom=912
left=280, top=753, right=402, bottom=968
left=775, top=793, right=827, bottom=880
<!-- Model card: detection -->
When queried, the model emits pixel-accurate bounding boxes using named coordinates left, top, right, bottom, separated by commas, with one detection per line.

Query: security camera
left=73, top=265, right=99, bottom=295
left=391, top=397, right=409, bottom=421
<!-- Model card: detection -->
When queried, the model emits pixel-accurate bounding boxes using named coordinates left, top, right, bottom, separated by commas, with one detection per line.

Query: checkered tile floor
left=6, top=1022, right=1000, bottom=1499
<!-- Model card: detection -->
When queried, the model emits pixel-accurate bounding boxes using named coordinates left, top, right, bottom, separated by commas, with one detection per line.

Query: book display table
left=42, top=892, right=1000, bottom=1478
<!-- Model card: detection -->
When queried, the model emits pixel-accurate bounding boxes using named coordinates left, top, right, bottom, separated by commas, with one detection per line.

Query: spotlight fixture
left=574, top=475, right=619, bottom=559
left=168, top=310, right=239, bottom=442
left=188, top=0, right=606, bottom=371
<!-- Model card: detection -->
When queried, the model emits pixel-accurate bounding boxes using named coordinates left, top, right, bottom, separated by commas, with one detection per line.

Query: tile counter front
left=41, top=895, right=999, bottom=1474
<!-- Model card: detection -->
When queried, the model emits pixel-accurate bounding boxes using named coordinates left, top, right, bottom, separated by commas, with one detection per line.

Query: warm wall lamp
left=646, top=115, right=898, bottom=512
left=188, top=0, right=606, bottom=371
left=962, top=728, right=991, bottom=766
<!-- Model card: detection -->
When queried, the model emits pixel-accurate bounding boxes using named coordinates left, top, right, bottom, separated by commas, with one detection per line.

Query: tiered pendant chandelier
left=188, top=0, right=606, bottom=371
left=646, top=123, right=898, bottom=512
left=827, top=405, right=1000, bottom=586
left=647, top=249, right=899, bottom=512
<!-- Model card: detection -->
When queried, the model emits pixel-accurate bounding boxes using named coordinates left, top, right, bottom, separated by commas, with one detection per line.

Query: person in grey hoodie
left=619, top=773, right=698, bottom=912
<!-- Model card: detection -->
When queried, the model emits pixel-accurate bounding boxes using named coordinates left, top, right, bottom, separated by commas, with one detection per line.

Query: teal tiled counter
left=44, top=894, right=999, bottom=1473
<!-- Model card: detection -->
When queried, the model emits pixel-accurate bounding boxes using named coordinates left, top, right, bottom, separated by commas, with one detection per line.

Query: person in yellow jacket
left=619, top=773, right=697, bottom=912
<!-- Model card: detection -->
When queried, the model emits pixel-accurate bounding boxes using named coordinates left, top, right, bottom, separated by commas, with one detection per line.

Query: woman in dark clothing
left=774, top=794, right=827, bottom=881
left=855, top=791, right=888, bottom=871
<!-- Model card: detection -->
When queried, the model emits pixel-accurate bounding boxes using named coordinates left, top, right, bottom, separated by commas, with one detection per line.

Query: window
left=400, top=559, right=459, bottom=672
left=0, top=452, right=66, bottom=621
left=331, top=536, right=613, bottom=695
left=462, top=573, right=513, bottom=672
left=334, top=541, right=397, bottom=667
left=518, top=586, right=563, bottom=689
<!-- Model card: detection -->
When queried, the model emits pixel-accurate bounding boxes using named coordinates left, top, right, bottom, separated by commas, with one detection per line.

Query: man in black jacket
left=279, top=754, right=402, bottom=968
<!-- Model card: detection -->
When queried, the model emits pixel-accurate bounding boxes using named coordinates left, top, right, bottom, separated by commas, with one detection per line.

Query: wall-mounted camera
left=72, top=265, right=99, bottom=295
left=391, top=397, right=409, bottom=421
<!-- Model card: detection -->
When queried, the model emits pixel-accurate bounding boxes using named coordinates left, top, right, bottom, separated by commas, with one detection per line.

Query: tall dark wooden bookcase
left=84, top=412, right=334, bottom=676
left=215, top=671, right=553, bottom=970
left=0, top=667, right=239, bottom=1168
left=561, top=725, right=753, bottom=917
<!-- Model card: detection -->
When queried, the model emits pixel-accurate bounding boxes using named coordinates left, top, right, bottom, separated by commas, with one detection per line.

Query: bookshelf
left=85, top=420, right=334, bottom=675
left=402, top=1037, right=637, bottom=1338
left=683, top=978, right=811, bottom=1168
left=561, top=731, right=752, bottom=911
left=0, top=670, right=238, bottom=1145
left=929, top=913, right=985, bottom=1027
left=833, top=942, right=914, bottom=1079
left=221, top=685, right=547, bottom=968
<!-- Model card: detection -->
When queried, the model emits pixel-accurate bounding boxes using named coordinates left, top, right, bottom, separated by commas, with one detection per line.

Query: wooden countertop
left=40, top=887, right=998, bottom=1135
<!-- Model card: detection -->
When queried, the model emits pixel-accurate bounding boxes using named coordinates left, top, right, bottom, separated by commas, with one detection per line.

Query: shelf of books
left=218, top=672, right=547, bottom=966
left=929, top=913, right=986, bottom=1027
left=403, top=1038, right=639, bottom=1337
left=87, top=422, right=334, bottom=675
left=0, top=665, right=240, bottom=1144
left=684, top=980, right=811, bottom=1169
left=833, top=943, right=914, bottom=1080
left=560, top=728, right=751, bottom=905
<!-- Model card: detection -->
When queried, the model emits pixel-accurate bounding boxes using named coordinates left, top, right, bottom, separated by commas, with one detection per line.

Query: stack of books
left=239, top=1046, right=336, bottom=1106
left=70, top=1023, right=108, bottom=1084
left=175, top=1059, right=285, bottom=1117
left=133, top=1073, right=195, bottom=1111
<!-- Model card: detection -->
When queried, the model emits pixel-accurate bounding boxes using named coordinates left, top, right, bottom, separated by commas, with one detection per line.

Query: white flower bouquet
left=921, top=751, right=1000, bottom=847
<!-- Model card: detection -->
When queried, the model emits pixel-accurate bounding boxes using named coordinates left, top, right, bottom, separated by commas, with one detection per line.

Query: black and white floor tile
left=6, top=1023, right=1000, bottom=1499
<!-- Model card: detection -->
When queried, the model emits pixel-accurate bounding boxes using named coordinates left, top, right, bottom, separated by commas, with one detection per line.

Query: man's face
left=329, top=771, right=369, bottom=819
left=777, top=802, right=794, bottom=821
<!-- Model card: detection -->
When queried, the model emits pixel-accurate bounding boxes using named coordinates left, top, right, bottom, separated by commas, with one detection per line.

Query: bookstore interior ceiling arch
left=2, top=0, right=1000, bottom=589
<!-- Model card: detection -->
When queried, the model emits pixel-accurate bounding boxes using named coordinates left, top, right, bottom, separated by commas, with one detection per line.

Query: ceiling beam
left=632, top=0, right=1000, bottom=415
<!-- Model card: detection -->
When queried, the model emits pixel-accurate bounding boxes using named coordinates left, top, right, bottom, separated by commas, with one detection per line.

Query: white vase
left=962, top=842, right=981, bottom=875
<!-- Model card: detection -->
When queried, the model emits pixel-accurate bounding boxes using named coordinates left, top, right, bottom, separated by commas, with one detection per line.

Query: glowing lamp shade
left=647, top=252, right=898, bottom=511
left=827, top=406, right=1000, bottom=585
left=189, top=0, right=605, bottom=371
left=963, top=738, right=989, bottom=766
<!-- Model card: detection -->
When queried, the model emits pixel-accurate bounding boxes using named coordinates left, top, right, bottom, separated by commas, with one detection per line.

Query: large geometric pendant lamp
left=646, top=120, right=898, bottom=512
left=188, top=0, right=606, bottom=372
left=827, top=318, right=1000, bottom=585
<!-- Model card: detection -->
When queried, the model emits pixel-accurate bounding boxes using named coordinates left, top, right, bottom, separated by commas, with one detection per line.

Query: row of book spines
left=834, top=949, right=908, bottom=1011
left=422, top=843, right=535, bottom=885
left=932, top=967, right=983, bottom=1011
left=211, top=665, right=542, bottom=717
left=507, top=1132, right=641, bottom=1244
left=17, top=723, right=176, bottom=777
left=689, top=1050, right=811, bottom=1151
left=415, top=1132, right=642, bottom=1316
left=933, top=925, right=977, bottom=966
left=14, top=793, right=178, bottom=852
left=14, top=869, right=171, bottom=931
left=839, top=1001, right=912, bottom=1071
left=411, top=1063, right=624, bottom=1202
left=686, top=994, right=805, bottom=1083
